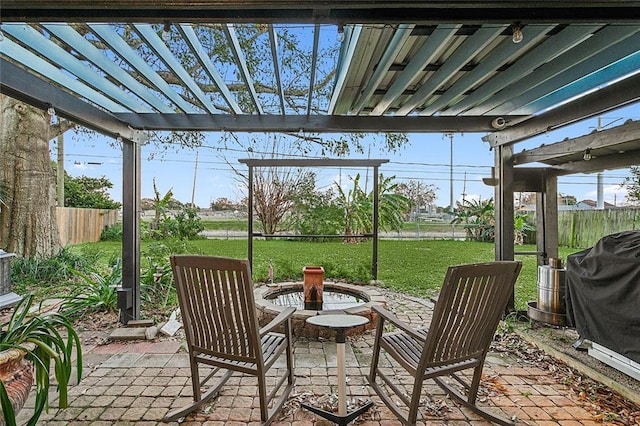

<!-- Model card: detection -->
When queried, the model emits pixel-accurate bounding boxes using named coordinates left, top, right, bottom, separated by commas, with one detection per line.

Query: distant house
left=517, top=199, right=617, bottom=215
left=576, top=199, right=617, bottom=210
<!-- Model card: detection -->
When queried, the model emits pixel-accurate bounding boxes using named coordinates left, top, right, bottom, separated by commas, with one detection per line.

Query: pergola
left=1, top=1, right=639, bottom=323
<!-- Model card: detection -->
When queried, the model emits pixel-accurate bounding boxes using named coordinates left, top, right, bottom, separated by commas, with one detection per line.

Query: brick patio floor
left=16, top=290, right=610, bottom=425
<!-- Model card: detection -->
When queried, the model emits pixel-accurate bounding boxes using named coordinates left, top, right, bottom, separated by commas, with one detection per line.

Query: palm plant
left=0, top=295, right=82, bottom=426
left=451, top=198, right=495, bottom=242
left=372, top=174, right=411, bottom=232
left=335, top=173, right=410, bottom=241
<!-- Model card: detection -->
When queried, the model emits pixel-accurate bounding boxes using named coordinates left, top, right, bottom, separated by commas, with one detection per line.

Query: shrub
left=57, top=261, right=121, bottom=320
left=139, top=240, right=197, bottom=315
left=11, top=247, right=98, bottom=290
left=100, top=223, right=122, bottom=241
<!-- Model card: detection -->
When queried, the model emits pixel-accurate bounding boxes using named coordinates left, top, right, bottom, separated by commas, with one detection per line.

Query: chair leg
left=259, top=365, right=295, bottom=426
left=285, top=329, right=295, bottom=386
left=468, top=362, right=484, bottom=405
left=189, top=356, right=201, bottom=401
left=163, top=369, right=233, bottom=422
left=433, top=375, right=515, bottom=426
left=257, top=374, right=269, bottom=422
left=368, top=318, right=384, bottom=383
left=407, top=374, right=424, bottom=424
left=368, top=375, right=410, bottom=426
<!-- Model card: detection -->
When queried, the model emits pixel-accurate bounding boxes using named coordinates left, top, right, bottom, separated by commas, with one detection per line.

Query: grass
left=200, top=219, right=248, bottom=231
left=68, top=239, right=579, bottom=312
left=198, top=218, right=467, bottom=234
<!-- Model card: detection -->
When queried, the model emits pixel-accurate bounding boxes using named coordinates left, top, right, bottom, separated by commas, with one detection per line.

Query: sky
left=54, top=103, right=639, bottom=210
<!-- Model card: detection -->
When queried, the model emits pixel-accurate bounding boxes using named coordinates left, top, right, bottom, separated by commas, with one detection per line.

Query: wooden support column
left=372, top=165, right=379, bottom=281
left=494, top=144, right=515, bottom=261
left=247, top=165, right=254, bottom=271
left=120, top=138, right=141, bottom=325
left=494, top=144, right=515, bottom=310
left=536, top=172, right=559, bottom=266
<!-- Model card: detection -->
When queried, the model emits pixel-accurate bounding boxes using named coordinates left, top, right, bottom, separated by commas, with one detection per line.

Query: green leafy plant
left=0, top=295, right=82, bottom=426
left=451, top=198, right=496, bottom=242
left=58, top=261, right=121, bottom=320
left=139, top=240, right=194, bottom=315
left=11, top=247, right=98, bottom=294
left=100, top=223, right=123, bottom=241
left=165, top=206, right=204, bottom=239
left=514, top=212, right=536, bottom=245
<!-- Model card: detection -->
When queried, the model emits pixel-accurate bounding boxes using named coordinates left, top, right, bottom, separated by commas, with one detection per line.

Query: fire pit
left=254, top=281, right=386, bottom=338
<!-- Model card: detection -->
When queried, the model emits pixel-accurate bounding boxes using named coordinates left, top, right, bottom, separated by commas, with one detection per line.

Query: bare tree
left=229, top=134, right=315, bottom=235
left=395, top=180, right=437, bottom=219
left=622, top=167, right=640, bottom=205
left=252, top=166, right=315, bottom=235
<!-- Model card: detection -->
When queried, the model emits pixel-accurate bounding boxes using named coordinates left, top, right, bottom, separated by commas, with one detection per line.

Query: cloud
left=584, top=184, right=627, bottom=205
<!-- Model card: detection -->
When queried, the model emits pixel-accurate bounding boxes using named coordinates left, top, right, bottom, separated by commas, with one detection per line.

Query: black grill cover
left=565, top=230, right=640, bottom=363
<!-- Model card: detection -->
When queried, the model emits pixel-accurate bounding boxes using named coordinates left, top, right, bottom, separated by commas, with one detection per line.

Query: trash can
left=527, top=258, right=567, bottom=326
left=537, top=260, right=566, bottom=315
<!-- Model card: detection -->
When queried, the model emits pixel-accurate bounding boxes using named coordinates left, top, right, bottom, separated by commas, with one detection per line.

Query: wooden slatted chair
left=368, top=261, right=522, bottom=425
left=164, top=255, right=295, bottom=424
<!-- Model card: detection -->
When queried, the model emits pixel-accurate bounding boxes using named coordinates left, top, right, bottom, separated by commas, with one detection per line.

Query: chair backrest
left=170, top=255, right=261, bottom=364
left=421, top=261, right=522, bottom=367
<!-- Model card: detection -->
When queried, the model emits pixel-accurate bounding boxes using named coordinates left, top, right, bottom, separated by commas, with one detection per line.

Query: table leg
left=337, top=341, right=346, bottom=416
left=301, top=325, right=373, bottom=425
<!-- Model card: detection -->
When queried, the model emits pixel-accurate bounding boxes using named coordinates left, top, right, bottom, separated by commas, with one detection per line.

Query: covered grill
left=565, top=230, right=640, bottom=366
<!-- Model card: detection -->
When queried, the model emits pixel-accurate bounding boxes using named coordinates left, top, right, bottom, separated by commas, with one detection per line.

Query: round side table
left=302, top=314, right=374, bottom=425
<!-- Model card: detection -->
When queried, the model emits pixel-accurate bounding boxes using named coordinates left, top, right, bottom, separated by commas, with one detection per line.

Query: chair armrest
left=372, top=305, right=426, bottom=342
left=260, top=307, right=296, bottom=336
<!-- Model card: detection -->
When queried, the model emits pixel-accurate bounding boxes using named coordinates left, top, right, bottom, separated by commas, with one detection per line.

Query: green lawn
left=199, top=218, right=467, bottom=234
left=71, top=239, right=579, bottom=312
left=200, top=218, right=248, bottom=231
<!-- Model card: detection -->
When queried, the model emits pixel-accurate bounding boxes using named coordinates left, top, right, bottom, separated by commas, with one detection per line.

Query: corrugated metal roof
left=0, top=2, right=639, bottom=144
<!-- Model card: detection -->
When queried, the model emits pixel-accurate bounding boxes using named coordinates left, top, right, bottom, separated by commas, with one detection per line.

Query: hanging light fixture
left=512, top=22, right=523, bottom=44
left=162, top=21, right=172, bottom=43
left=337, top=24, right=344, bottom=42
left=47, top=105, right=56, bottom=116
left=583, top=148, right=592, bottom=161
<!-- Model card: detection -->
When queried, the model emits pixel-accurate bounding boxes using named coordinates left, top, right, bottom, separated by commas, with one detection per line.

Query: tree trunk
left=0, top=95, right=62, bottom=258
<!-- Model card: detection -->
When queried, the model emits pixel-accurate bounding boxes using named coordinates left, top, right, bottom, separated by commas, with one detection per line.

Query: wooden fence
left=558, top=209, right=640, bottom=248
left=56, top=207, right=119, bottom=245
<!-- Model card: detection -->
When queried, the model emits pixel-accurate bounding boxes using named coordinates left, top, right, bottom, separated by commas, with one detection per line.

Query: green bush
left=139, top=239, right=198, bottom=316
left=11, top=247, right=98, bottom=291
left=100, top=223, right=122, bottom=241
left=149, top=206, right=204, bottom=240
left=100, top=221, right=153, bottom=241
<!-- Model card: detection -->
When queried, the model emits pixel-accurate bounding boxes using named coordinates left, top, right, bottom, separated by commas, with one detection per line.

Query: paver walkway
left=17, top=290, right=611, bottom=425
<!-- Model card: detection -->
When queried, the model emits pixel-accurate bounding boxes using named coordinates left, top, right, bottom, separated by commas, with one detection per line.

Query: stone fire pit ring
left=255, top=282, right=386, bottom=338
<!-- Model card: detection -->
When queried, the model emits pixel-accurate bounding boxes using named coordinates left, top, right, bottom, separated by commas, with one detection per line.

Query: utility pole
left=446, top=133, right=454, bottom=216
left=191, top=151, right=199, bottom=208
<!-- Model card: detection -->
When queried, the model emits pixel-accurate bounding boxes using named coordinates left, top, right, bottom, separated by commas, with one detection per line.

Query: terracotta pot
left=0, top=348, right=34, bottom=423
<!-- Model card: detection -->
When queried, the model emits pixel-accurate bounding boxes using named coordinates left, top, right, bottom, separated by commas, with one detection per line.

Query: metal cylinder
left=537, top=265, right=566, bottom=314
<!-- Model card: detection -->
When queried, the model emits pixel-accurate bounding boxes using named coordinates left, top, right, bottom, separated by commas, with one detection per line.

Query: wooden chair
left=164, top=255, right=295, bottom=424
left=368, top=261, right=522, bottom=425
